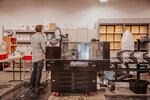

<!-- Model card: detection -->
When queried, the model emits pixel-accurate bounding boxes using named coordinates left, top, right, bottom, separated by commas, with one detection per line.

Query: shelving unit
left=2, top=28, right=55, bottom=71
left=3, top=29, right=55, bottom=55
left=3, top=36, right=17, bottom=53
left=14, top=30, right=55, bottom=45
left=4, top=29, right=54, bottom=33
left=125, top=25, right=148, bottom=41
left=99, top=25, right=123, bottom=53
left=99, top=24, right=149, bottom=52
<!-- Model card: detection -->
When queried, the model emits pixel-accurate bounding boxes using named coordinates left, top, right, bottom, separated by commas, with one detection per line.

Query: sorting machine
left=45, top=42, right=110, bottom=94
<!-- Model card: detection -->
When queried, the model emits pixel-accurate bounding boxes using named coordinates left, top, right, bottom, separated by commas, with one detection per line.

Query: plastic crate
left=0, top=53, right=8, bottom=60
left=23, top=55, right=32, bottom=60
left=129, top=79, right=149, bottom=94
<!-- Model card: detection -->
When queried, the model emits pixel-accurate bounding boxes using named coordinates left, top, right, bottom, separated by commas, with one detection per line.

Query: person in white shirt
left=30, top=25, right=46, bottom=88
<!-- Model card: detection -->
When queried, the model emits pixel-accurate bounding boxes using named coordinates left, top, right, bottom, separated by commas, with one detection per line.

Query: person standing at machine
left=30, top=25, right=46, bottom=88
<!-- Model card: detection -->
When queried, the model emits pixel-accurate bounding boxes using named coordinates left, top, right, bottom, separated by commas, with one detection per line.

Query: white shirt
left=31, top=32, right=47, bottom=62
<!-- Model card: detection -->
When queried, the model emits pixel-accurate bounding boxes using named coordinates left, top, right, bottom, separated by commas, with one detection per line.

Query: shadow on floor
left=2, top=81, right=51, bottom=100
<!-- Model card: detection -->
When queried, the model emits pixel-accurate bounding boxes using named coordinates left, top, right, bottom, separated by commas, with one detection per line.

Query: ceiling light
left=99, top=0, right=109, bottom=3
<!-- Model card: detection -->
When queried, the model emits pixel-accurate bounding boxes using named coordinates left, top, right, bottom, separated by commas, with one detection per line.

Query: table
left=0, top=56, right=23, bottom=81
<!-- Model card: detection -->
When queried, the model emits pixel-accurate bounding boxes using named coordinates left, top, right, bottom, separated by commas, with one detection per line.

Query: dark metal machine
left=45, top=42, right=110, bottom=94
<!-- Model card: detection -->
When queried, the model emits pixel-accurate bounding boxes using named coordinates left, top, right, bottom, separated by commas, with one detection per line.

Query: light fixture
left=99, top=0, right=109, bottom=3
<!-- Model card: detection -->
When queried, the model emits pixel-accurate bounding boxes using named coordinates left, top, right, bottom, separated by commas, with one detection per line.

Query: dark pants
left=30, top=60, right=44, bottom=87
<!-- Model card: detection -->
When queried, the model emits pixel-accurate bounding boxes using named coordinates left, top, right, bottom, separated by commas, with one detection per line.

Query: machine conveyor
left=110, top=51, right=150, bottom=82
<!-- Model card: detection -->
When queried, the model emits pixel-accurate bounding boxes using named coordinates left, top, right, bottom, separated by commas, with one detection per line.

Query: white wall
left=0, top=0, right=150, bottom=42
left=0, top=0, right=150, bottom=29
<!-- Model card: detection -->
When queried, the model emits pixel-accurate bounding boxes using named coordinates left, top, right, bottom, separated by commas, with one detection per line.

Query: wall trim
left=99, top=18, right=150, bottom=24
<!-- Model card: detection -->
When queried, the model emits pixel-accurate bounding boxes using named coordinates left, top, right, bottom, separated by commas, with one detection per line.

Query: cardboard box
left=19, top=25, right=26, bottom=30
left=133, top=35, right=140, bottom=41
left=110, top=43, right=114, bottom=49
left=131, top=26, right=139, bottom=33
left=49, top=23, right=57, bottom=31
left=100, top=35, right=106, bottom=41
left=30, top=25, right=35, bottom=30
left=44, top=25, right=49, bottom=30
left=107, top=26, right=115, bottom=33
left=140, top=26, right=148, bottom=33
left=115, top=35, right=121, bottom=41
left=114, top=43, right=121, bottom=49
left=107, top=35, right=114, bottom=41
left=125, top=26, right=131, bottom=32
left=100, top=26, right=107, bottom=33
left=115, top=25, right=123, bottom=33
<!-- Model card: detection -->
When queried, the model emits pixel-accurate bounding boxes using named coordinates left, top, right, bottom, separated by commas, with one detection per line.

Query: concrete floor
left=48, top=87, right=150, bottom=100
left=48, top=73, right=150, bottom=100
left=0, top=70, right=49, bottom=99
left=0, top=70, right=49, bottom=84
left=0, top=71, right=30, bottom=84
left=0, top=71, right=150, bottom=100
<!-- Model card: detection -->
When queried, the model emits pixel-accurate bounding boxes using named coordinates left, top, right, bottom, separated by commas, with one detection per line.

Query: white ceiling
left=102, top=0, right=150, bottom=3
left=0, top=0, right=150, bottom=4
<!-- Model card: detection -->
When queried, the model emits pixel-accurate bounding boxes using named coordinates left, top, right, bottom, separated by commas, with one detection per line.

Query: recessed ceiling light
left=99, top=0, right=109, bottom=3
